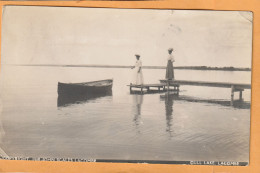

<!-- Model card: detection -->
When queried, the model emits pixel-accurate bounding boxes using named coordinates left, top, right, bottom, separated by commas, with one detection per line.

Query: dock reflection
left=57, top=91, right=112, bottom=107
left=132, top=94, right=143, bottom=133
left=160, top=93, right=250, bottom=109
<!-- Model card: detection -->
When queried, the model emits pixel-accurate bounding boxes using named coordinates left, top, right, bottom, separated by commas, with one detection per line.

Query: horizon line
left=2, top=64, right=252, bottom=71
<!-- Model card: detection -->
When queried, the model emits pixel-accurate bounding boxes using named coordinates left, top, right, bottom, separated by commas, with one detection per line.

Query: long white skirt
left=133, top=68, right=144, bottom=85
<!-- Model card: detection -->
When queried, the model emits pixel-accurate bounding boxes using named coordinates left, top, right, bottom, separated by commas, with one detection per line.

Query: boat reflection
left=57, top=91, right=112, bottom=107
left=132, top=94, right=143, bottom=134
left=160, top=93, right=250, bottom=109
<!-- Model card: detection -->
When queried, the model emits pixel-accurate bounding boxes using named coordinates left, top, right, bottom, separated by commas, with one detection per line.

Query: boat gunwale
left=58, top=79, right=113, bottom=86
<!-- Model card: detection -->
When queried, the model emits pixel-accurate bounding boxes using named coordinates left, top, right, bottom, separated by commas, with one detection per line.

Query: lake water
left=0, top=66, right=251, bottom=163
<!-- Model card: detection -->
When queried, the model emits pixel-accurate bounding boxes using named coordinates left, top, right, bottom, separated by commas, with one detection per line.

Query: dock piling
left=239, top=91, right=243, bottom=100
left=231, top=85, right=234, bottom=106
left=130, top=85, right=132, bottom=93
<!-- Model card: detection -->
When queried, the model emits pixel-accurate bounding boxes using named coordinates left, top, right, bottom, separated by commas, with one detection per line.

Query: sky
left=2, top=6, right=253, bottom=67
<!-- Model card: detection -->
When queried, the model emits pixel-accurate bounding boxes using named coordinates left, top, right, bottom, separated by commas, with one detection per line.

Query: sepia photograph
left=0, top=6, right=252, bottom=166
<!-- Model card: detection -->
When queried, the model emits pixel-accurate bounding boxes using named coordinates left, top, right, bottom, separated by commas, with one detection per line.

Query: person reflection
left=132, top=94, right=143, bottom=133
left=164, top=93, right=175, bottom=138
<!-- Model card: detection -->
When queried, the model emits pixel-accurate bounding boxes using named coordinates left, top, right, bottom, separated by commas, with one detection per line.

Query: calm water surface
left=0, top=66, right=251, bottom=162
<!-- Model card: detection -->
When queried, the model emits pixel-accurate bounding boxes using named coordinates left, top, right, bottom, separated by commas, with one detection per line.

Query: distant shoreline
left=5, top=64, right=251, bottom=71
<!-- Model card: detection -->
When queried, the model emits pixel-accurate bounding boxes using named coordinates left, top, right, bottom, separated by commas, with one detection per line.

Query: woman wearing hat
left=131, top=54, right=144, bottom=85
left=165, top=48, right=175, bottom=80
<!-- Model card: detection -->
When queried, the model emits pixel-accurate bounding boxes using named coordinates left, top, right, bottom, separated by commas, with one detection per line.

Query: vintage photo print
left=0, top=6, right=252, bottom=166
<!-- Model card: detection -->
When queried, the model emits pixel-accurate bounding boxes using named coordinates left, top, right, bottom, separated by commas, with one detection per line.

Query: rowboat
left=58, top=79, right=113, bottom=96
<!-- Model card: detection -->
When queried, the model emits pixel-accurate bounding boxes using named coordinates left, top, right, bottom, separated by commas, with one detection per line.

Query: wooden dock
left=127, top=79, right=251, bottom=106
left=160, top=79, right=251, bottom=105
left=160, top=80, right=251, bottom=89
left=127, top=83, right=180, bottom=94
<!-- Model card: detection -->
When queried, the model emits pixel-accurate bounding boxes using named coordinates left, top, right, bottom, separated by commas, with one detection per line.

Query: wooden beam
left=160, top=80, right=251, bottom=89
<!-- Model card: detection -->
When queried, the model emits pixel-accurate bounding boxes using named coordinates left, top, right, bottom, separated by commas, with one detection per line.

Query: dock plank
left=127, top=83, right=166, bottom=87
left=160, top=80, right=251, bottom=89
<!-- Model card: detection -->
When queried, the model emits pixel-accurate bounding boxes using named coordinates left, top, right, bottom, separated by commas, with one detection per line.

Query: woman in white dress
left=131, top=54, right=144, bottom=85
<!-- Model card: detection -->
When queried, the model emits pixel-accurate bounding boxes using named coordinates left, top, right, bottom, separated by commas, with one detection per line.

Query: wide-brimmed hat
left=168, top=48, right=174, bottom=51
left=135, top=54, right=140, bottom=57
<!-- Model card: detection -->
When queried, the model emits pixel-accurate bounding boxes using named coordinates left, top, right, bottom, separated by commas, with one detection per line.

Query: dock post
left=141, top=87, right=143, bottom=94
left=167, top=80, right=169, bottom=92
left=130, top=85, right=132, bottom=93
left=231, top=85, right=234, bottom=106
left=239, top=90, right=243, bottom=100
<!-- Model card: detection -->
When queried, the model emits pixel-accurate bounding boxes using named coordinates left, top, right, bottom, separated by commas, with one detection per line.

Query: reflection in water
left=163, top=93, right=177, bottom=138
left=57, top=91, right=112, bottom=107
left=162, top=95, right=250, bottom=109
left=132, top=94, right=143, bottom=134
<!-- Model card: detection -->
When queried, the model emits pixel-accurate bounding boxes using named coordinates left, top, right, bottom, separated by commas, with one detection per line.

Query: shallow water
left=0, top=66, right=251, bottom=162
